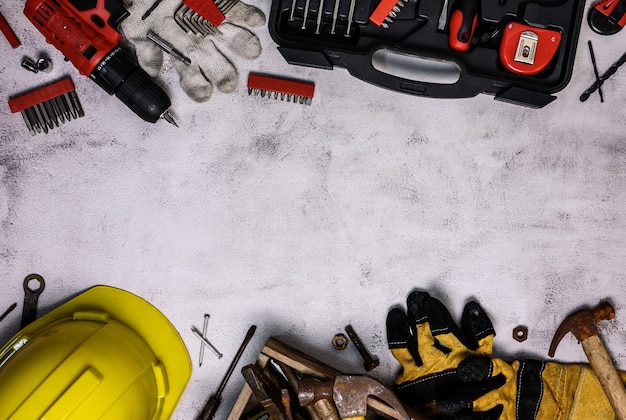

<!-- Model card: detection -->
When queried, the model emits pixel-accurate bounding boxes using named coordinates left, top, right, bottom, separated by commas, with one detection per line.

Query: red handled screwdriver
left=448, top=0, right=478, bottom=52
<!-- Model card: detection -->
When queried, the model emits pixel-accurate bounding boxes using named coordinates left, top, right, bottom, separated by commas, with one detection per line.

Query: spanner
left=21, top=273, right=45, bottom=328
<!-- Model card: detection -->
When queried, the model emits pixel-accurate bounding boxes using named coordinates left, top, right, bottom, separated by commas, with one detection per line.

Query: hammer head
left=334, top=375, right=406, bottom=418
left=548, top=301, right=615, bottom=357
left=298, top=375, right=409, bottom=419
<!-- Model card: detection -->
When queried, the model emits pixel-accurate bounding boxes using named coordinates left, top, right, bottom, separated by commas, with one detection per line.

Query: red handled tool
left=448, top=0, right=478, bottom=52
left=0, top=11, right=20, bottom=48
left=23, top=0, right=176, bottom=125
left=588, top=0, right=626, bottom=34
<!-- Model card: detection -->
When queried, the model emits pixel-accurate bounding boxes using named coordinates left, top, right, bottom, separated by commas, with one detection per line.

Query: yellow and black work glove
left=386, top=291, right=625, bottom=420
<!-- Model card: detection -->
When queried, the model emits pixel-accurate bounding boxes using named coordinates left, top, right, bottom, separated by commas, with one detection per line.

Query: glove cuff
left=516, top=359, right=545, bottom=420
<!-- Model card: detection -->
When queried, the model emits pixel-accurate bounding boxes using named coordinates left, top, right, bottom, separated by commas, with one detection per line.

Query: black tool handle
left=197, top=395, right=221, bottom=420
left=336, top=48, right=492, bottom=99
left=196, top=325, right=257, bottom=420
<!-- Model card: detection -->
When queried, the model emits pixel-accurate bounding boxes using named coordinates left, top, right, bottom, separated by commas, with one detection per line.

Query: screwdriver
left=196, top=325, right=257, bottom=420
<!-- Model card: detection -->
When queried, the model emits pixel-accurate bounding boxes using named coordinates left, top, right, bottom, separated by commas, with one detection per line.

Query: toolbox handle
left=338, top=47, right=495, bottom=99
left=277, top=46, right=557, bottom=107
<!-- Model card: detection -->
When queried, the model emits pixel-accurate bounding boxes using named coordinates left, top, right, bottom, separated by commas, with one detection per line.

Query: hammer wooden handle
left=314, top=399, right=341, bottom=420
left=582, top=335, right=626, bottom=420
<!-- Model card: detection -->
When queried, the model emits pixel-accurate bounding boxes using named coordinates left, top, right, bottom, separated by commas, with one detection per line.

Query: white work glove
left=121, top=0, right=265, bottom=102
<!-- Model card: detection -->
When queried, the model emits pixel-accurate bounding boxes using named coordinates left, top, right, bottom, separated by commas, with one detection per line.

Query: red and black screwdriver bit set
left=268, top=0, right=586, bottom=107
left=247, top=73, right=316, bottom=104
left=8, top=77, right=84, bottom=135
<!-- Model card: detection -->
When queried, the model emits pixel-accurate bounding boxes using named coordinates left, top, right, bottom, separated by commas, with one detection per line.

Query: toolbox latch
left=278, top=47, right=334, bottom=70
left=494, top=86, right=556, bottom=108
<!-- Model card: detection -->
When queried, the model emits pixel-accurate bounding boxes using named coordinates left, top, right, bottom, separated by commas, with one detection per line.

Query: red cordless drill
left=24, top=0, right=177, bottom=125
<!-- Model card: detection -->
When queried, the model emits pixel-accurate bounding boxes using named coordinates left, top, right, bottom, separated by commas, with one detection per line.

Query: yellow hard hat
left=0, top=285, right=191, bottom=419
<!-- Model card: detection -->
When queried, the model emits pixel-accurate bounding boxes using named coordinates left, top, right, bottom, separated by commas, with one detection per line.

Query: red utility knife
left=588, top=0, right=626, bottom=35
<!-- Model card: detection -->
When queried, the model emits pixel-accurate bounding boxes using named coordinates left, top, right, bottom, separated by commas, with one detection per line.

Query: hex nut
left=513, top=326, right=528, bottom=342
left=332, top=333, right=348, bottom=350
left=37, top=57, right=52, bottom=72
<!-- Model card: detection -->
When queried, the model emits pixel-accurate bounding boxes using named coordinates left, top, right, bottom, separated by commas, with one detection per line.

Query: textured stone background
left=1, top=0, right=626, bottom=417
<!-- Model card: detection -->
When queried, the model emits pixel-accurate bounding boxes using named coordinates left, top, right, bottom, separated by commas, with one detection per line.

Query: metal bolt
left=345, top=324, right=379, bottom=371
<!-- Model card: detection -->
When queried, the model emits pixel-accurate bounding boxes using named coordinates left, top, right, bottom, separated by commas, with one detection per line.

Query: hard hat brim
left=0, top=285, right=192, bottom=419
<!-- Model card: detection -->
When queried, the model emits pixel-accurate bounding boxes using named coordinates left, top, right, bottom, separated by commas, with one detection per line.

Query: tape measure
left=499, top=22, right=562, bottom=76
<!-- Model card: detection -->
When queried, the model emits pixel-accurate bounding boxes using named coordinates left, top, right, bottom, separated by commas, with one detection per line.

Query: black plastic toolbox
left=268, top=0, right=586, bottom=107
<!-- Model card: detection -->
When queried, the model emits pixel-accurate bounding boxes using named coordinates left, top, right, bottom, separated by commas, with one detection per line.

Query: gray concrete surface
left=1, top=0, right=626, bottom=417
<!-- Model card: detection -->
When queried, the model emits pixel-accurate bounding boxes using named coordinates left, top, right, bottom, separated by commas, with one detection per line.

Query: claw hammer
left=298, top=374, right=411, bottom=420
left=549, top=301, right=626, bottom=420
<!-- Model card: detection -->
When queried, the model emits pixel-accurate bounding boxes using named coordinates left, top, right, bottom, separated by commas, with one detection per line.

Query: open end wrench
left=21, top=274, right=45, bottom=328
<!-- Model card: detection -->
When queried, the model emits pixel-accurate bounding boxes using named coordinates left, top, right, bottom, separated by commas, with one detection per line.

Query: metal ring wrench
left=21, top=273, right=45, bottom=328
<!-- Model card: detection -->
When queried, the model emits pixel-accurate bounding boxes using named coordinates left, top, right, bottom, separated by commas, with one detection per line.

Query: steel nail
left=192, top=326, right=223, bottom=359
left=199, top=314, right=210, bottom=366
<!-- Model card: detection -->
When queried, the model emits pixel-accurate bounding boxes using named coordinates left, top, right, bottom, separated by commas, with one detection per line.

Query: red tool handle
left=448, top=0, right=478, bottom=52
left=0, top=11, right=20, bottom=48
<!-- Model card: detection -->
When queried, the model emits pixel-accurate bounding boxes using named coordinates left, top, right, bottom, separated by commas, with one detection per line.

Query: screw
left=345, top=324, right=379, bottom=371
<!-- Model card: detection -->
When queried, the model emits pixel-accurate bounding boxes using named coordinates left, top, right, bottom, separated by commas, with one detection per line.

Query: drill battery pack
left=267, top=0, right=586, bottom=107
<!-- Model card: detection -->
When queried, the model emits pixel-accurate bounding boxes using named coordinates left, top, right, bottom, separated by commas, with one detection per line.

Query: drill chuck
left=91, top=47, right=172, bottom=123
